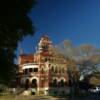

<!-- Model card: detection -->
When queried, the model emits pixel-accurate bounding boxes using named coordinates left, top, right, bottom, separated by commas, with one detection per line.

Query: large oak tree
left=0, top=0, right=36, bottom=84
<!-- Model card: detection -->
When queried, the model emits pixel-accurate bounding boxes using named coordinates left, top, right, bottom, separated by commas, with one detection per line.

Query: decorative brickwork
left=18, top=35, right=78, bottom=95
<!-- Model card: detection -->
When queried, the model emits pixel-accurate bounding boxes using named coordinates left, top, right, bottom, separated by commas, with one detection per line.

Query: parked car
left=88, top=87, right=100, bottom=93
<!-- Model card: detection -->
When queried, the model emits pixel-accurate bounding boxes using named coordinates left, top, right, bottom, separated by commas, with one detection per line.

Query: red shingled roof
left=19, top=54, right=34, bottom=64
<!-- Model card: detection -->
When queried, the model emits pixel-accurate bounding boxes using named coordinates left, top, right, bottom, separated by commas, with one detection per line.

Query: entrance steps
left=21, top=90, right=31, bottom=96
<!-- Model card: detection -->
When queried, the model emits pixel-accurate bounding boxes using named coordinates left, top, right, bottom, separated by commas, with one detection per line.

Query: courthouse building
left=18, top=35, right=78, bottom=95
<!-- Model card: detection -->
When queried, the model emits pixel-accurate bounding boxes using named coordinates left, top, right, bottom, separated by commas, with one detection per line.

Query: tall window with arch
left=52, top=79, right=58, bottom=87
left=59, top=79, right=65, bottom=87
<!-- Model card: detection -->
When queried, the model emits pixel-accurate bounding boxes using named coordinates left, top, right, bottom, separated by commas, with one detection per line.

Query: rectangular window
left=29, top=68, right=32, bottom=72
left=24, top=69, right=28, bottom=74
left=34, top=68, right=38, bottom=72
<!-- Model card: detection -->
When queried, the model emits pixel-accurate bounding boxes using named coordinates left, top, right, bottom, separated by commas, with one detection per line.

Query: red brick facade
left=18, top=35, right=77, bottom=95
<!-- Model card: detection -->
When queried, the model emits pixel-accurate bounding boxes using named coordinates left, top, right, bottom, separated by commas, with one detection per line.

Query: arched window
left=51, top=66, right=54, bottom=72
left=31, top=79, right=37, bottom=88
left=62, top=67, right=65, bottom=73
left=41, top=67, right=45, bottom=73
left=55, top=66, right=58, bottom=73
left=25, top=79, right=30, bottom=90
left=59, top=67, right=61, bottom=73
left=52, top=79, right=58, bottom=87
left=59, top=79, right=65, bottom=87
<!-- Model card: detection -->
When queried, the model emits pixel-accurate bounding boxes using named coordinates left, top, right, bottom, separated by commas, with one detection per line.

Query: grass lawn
left=0, top=95, right=15, bottom=100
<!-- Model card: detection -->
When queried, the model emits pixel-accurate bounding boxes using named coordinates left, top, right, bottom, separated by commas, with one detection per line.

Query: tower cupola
left=38, top=35, right=52, bottom=52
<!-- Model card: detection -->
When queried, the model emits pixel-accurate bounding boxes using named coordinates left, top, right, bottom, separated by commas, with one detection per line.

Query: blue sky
left=17, top=0, right=100, bottom=55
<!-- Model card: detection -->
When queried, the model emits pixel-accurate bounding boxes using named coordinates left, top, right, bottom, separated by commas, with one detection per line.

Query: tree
left=78, top=59, right=98, bottom=80
left=78, top=44, right=95, bottom=59
left=89, top=71, right=100, bottom=86
left=55, top=40, right=100, bottom=61
left=79, top=71, right=100, bottom=91
left=0, top=0, right=36, bottom=84
left=66, top=58, right=79, bottom=96
left=55, top=40, right=76, bottom=58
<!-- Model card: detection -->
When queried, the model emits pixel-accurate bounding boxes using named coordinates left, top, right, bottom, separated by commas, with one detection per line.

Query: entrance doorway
left=25, top=79, right=30, bottom=90
left=31, top=79, right=37, bottom=88
left=31, top=79, right=37, bottom=95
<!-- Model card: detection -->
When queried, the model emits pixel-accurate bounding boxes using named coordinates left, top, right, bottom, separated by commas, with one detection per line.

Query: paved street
left=14, top=95, right=67, bottom=100
left=14, top=94, right=100, bottom=100
left=0, top=95, right=100, bottom=100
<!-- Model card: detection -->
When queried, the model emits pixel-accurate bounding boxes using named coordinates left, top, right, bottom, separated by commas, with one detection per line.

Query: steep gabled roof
left=19, top=54, right=34, bottom=64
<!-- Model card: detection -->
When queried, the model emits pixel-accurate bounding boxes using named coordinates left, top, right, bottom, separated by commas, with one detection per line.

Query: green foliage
left=0, top=0, right=36, bottom=84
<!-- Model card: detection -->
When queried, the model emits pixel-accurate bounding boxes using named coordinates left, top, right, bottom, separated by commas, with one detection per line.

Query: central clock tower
left=38, top=35, right=52, bottom=53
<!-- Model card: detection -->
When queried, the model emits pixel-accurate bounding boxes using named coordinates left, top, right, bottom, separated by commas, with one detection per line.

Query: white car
left=88, top=87, right=100, bottom=93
